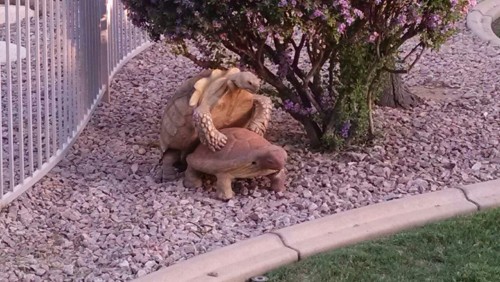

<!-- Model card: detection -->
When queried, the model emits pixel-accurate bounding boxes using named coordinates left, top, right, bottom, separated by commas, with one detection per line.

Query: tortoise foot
left=247, top=121, right=266, bottom=136
left=161, top=169, right=179, bottom=182
left=160, top=149, right=181, bottom=182
left=183, top=178, right=202, bottom=189
left=269, top=169, right=286, bottom=192
left=215, top=174, right=234, bottom=200
left=183, top=167, right=203, bottom=188
left=193, top=110, right=228, bottom=152
left=184, top=174, right=203, bottom=187
left=216, top=189, right=235, bottom=201
left=160, top=162, right=181, bottom=182
left=205, top=130, right=227, bottom=152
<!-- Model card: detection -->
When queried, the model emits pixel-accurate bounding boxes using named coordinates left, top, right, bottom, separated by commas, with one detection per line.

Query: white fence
left=0, top=0, right=150, bottom=208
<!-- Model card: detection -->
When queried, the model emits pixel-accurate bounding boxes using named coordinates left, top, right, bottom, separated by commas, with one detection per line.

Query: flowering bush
left=122, top=0, right=476, bottom=149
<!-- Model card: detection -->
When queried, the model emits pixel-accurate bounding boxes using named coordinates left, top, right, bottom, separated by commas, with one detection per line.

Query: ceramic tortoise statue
left=183, top=127, right=288, bottom=200
left=159, top=67, right=273, bottom=181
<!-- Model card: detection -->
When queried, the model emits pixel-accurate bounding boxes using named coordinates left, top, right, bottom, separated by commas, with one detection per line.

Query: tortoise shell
left=159, top=70, right=255, bottom=153
left=186, top=128, right=287, bottom=174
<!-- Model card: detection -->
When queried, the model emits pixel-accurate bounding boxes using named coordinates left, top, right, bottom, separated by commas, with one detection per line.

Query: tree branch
left=291, top=34, right=306, bottom=67
left=401, top=42, right=424, bottom=63
left=272, top=38, right=325, bottom=115
left=382, top=44, right=425, bottom=73
left=304, top=47, right=325, bottom=85
left=181, top=52, right=220, bottom=69
left=328, top=59, right=335, bottom=98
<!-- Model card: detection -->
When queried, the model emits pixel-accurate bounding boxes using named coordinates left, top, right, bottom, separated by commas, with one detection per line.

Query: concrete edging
left=466, top=0, right=500, bottom=46
left=134, top=179, right=500, bottom=282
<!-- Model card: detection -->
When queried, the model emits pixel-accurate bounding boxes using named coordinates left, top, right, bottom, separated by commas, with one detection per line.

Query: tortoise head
left=189, top=69, right=230, bottom=107
left=251, top=145, right=287, bottom=172
left=226, top=144, right=287, bottom=178
left=227, top=71, right=261, bottom=93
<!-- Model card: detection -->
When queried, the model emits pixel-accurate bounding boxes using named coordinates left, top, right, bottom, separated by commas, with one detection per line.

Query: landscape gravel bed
left=0, top=23, right=499, bottom=281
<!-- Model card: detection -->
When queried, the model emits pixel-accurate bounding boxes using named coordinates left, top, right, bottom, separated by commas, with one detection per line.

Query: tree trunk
left=376, top=72, right=422, bottom=109
left=290, top=112, right=322, bottom=148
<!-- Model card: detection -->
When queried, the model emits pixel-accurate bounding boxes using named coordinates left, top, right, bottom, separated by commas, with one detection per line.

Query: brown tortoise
left=159, top=67, right=273, bottom=181
left=184, top=127, right=288, bottom=200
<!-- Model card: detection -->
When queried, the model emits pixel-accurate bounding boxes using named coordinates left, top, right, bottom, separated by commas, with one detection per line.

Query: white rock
left=471, top=162, right=482, bottom=171
left=119, top=260, right=130, bottom=268
left=63, top=264, right=74, bottom=275
left=0, top=41, right=26, bottom=63
left=0, top=4, right=35, bottom=25
left=302, top=190, right=312, bottom=198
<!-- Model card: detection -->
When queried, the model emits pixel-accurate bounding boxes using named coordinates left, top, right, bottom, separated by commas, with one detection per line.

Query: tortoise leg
left=160, top=149, right=181, bottom=182
left=268, top=169, right=286, bottom=192
left=183, top=166, right=203, bottom=189
left=192, top=77, right=233, bottom=152
left=176, top=142, right=199, bottom=173
left=173, top=161, right=187, bottom=173
left=193, top=108, right=228, bottom=152
left=246, top=94, right=272, bottom=136
left=215, top=174, right=235, bottom=200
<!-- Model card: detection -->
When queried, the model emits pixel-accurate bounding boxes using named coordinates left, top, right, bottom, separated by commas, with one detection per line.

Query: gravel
left=1, top=22, right=499, bottom=281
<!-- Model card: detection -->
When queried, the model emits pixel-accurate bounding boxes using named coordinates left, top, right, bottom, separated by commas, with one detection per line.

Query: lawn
left=266, top=208, right=500, bottom=282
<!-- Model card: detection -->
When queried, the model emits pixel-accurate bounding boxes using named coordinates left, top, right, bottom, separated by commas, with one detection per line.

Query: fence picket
left=0, top=0, right=151, bottom=208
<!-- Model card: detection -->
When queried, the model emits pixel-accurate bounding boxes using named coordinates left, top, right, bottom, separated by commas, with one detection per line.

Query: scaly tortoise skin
left=159, top=68, right=273, bottom=181
left=184, top=127, right=288, bottom=200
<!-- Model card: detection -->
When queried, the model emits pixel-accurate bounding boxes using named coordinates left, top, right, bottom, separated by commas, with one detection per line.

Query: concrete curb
left=134, top=179, right=500, bottom=282
left=272, top=188, right=477, bottom=259
left=134, top=234, right=297, bottom=282
left=459, top=179, right=500, bottom=210
left=466, top=0, right=500, bottom=46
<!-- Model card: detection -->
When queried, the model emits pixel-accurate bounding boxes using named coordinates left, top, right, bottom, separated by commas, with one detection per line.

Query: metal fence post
left=102, top=0, right=111, bottom=103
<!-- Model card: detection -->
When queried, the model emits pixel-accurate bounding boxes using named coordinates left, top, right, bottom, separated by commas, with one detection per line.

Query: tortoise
left=183, top=127, right=288, bottom=200
left=159, top=67, right=273, bottom=181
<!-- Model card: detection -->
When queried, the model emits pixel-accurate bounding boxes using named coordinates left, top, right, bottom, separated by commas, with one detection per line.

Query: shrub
left=122, top=0, right=476, bottom=149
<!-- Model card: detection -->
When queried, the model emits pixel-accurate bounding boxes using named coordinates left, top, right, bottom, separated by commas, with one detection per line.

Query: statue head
left=227, top=71, right=261, bottom=93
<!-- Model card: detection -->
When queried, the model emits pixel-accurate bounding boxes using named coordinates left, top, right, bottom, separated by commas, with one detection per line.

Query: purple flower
left=283, top=100, right=315, bottom=116
left=283, top=99, right=295, bottom=111
left=353, top=9, right=364, bottom=19
left=340, top=120, right=351, bottom=138
left=320, top=94, right=333, bottom=110
left=311, top=9, right=324, bottom=19
left=345, top=16, right=355, bottom=26
left=427, top=14, right=442, bottom=29
left=396, top=14, right=407, bottom=26
left=337, top=23, right=346, bottom=34
left=368, top=31, right=379, bottom=43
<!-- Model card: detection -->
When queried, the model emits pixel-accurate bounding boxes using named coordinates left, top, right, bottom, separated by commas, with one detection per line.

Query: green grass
left=266, top=208, right=500, bottom=282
